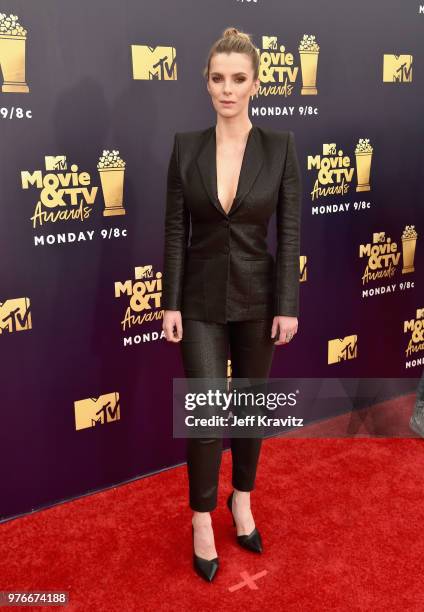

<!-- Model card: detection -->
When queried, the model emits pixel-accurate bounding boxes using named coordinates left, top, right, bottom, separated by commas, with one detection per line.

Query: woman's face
left=206, top=52, right=259, bottom=119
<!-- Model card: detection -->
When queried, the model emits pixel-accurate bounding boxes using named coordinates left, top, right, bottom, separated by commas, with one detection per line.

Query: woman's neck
left=215, top=118, right=253, bottom=143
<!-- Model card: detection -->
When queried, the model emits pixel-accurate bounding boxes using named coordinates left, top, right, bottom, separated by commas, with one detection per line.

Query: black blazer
left=162, top=124, right=302, bottom=323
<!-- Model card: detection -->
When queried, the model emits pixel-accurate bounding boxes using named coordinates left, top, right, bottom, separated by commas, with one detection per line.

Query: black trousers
left=180, top=318, right=276, bottom=512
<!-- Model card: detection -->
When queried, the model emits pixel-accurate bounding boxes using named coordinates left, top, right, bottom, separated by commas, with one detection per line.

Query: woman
left=162, top=27, right=302, bottom=582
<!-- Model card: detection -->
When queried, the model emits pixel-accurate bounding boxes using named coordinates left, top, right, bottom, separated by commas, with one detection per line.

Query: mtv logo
left=328, top=335, right=358, bottom=364
left=74, top=392, right=120, bottom=430
left=416, top=308, right=424, bottom=320
left=373, top=232, right=385, bottom=244
left=383, top=54, right=413, bottom=83
left=262, top=36, right=277, bottom=50
left=45, top=156, right=67, bottom=171
left=0, top=298, right=32, bottom=333
left=323, top=143, right=336, bottom=155
left=131, top=45, right=177, bottom=80
left=300, top=255, right=307, bottom=282
left=135, top=265, right=153, bottom=280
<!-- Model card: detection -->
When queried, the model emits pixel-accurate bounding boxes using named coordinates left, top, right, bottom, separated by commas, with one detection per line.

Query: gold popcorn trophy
left=299, top=34, right=319, bottom=95
left=355, top=138, right=373, bottom=192
left=401, top=225, right=418, bottom=273
left=0, top=13, right=29, bottom=93
left=97, top=150, right=126, bottom=217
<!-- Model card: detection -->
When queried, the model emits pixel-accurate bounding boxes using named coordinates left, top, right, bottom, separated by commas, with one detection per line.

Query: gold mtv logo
left=300, top=255, right=307, bottom=282
left=74, top=392, right=120, bottom=430
left=383, top=55, right=413, bottom=82
left=328, top=335, right=358, bottom=364
left=135, top=265, right=153, bottom=279
left=262, top=36, right=278, bottom=50
left=0, top=298, right=32, bottom=333
left=45, top=156, right=67, bottom=171
left=373, top=231, right=385, bottom=244
left=131, top=45, right=177, bottom=80
left=323, top=143, right=336, bottom=156
left=404, top=308, right=424, bottom=334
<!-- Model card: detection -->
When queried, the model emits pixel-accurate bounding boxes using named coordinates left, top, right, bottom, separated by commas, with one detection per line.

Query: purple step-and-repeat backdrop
left=1, top=0, right=423, bottom=521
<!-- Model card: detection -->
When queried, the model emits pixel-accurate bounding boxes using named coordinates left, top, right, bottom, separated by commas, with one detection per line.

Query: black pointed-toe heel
left=226, top=491, right=263, bottom=553
left=192, top=525, right=219, bottom=582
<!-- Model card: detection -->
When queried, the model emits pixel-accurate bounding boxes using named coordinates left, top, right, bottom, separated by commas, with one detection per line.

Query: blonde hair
left=203, top=27, right=260, bottom=81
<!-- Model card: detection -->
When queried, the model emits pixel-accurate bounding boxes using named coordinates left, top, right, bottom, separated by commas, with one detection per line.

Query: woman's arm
left=162, top=133, right=190, bottom=311
left=274, top=130, right=302, bottom=318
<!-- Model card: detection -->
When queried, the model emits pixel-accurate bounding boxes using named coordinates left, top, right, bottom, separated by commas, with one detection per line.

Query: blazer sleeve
left=274, top=130, right=302, bottom=317
left=162, top=133, right=190, bottom=311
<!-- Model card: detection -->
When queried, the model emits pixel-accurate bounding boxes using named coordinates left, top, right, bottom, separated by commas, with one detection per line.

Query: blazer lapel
left=196, top=124, right=264, bottom=218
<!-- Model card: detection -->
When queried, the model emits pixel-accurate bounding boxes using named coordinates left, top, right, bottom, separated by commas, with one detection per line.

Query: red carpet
left=2, top=393, right=424, bottom=611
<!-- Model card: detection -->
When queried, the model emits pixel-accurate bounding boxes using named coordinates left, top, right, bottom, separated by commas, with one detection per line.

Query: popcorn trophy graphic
left=355, top=138, right=373, bottom=192
left=0, top=13, right=29, bottom=93
left=97, top=150, right=126, bottom=216
left=401, top=225, right=418, bottom=273
left=299, top=34, right=319, bottom=95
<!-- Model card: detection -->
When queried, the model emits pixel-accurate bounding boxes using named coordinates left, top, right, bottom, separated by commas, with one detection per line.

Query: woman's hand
left=271, top=316, right=298, bottom=345
left=163, top=310, right=183, bottom=342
